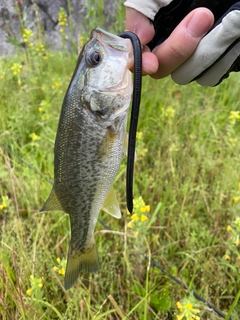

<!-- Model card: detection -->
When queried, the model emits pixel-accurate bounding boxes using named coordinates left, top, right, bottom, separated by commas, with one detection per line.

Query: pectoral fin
left=40, top=187, right=63, bottom=212
left=101, top=186, right=121, bottom=219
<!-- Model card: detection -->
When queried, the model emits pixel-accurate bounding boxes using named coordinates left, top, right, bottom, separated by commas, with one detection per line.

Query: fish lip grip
left=118, top=31, right=142, bottom=214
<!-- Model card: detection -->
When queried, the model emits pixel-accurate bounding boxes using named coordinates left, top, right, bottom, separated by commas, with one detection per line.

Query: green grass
left=1, top=3, right=240, bottom=320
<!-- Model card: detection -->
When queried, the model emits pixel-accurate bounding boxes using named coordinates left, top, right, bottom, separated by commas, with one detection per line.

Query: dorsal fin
left=40, top=187, right=63, bottom=212
left=101, top=186, right=121, bottom=219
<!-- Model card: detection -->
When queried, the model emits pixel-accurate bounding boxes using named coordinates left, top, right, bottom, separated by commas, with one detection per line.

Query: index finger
left=126, top=8, right=155, bottom=45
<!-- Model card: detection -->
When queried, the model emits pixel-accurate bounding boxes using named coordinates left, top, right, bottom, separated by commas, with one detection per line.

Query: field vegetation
left=0, top=1, right=239, bottom=319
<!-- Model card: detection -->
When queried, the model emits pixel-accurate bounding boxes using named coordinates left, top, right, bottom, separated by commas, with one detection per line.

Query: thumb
left=151, top=8, right=214, bottom=79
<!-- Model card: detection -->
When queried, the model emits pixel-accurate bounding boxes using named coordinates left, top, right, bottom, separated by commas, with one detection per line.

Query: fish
left=40, top=28, right=134, bottom=290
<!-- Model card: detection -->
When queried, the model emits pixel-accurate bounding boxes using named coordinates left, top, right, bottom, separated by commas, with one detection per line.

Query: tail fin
left=64, top=244, right=99, bottom=290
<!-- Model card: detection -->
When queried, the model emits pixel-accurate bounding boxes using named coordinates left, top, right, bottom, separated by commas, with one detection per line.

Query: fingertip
left=186, top=7, right=214, bottom=38
left=142, top=52, right=159, bottom=75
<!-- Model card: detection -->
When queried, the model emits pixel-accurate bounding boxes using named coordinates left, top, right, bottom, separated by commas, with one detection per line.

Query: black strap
left=118, top=31, right=142, bottom=213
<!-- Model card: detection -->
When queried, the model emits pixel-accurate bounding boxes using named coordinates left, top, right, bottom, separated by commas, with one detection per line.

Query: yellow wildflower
left=58, top=268, right=65, bottom=275
left=11, top=63, right=22, bottom=75
left=176, top=298, right=201, bottom=320
left=136, top=131, right=143, bottom=140
left=140, top=214, right=148, bottom=222
left=0, top=202, right=7, bottom=210
left=133, top=196, right=145, bottom=209
left=132, top=231, right=138, bottom=237
left=58, top=8, right=68, bottom=27
left=233, top=237, right=239, bottom=246
left=30, top=133, right=40, bottom=141
left=233, top=197, right=239, bottom=203
left=139, top=148, right=148, bottom=157
left=234, top=217, right=240, bottom=227
left=26, top=274, right=44, bottom=297
left=185, top=303, right=200, bottom=315
left=26, top=288, right=32, bottom=296
left=169, top=143, right=179, bottom=152
left=227, top=225, right=233, bottom=232
left=224, top=254, right=230, bottom=260
left=176, top=301, right=183, bottom=312
left=127, top=220, right=135, bottom=229
left=161, top=107, right=176, bottom=124
left=22, top=28, right=33, bottom=44
left=35, top=41, right=46, bottom=57
left=51, top=81, right=61, bottom=90
left=53, top=257, right=67, bottom=276
left=131, top=213, right=138, bottom=221
left=127, top=196, right=150, bottom=231
left=140, top=205, right=150, bottom=213
left=0, top=196, right=9, bottom=210
left=0, top=70, right=6, bottom=80
left=166, top=107, right=175, bottom=118
left=229, top=110, right=240, bottom=125
left=228, top=137, right=237, bottom=147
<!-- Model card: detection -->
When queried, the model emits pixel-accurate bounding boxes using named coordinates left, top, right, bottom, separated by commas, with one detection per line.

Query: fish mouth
left=91, top=27, right=134, bottom=70
left=92, top=28, right=131, bottom=51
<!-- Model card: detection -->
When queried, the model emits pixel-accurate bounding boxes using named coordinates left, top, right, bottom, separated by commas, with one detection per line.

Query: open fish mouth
left=91, top=27, right=134, bottom=70
left=92, top=28, right=133, bottom=53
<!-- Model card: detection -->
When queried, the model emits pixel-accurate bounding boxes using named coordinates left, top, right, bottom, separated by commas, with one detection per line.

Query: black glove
left=148, top=0, right=240, bottom=86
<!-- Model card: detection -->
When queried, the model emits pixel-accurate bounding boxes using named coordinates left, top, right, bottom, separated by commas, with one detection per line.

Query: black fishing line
left=118, top=31, right=142, bottom=214
left=0, top=145, right=53, bottom=185
left=98, top=218, right=229, bottom=319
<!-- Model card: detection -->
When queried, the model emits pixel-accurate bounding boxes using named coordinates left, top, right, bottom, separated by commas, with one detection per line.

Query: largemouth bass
left=41, top=28, right=133, bottom=290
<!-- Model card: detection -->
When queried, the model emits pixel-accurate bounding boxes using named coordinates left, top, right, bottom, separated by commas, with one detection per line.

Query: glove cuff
left=124, top=0, right=172, bottom=20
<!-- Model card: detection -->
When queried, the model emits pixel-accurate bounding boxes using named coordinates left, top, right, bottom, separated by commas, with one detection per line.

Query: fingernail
left=187, top=10, right=212, bottom=38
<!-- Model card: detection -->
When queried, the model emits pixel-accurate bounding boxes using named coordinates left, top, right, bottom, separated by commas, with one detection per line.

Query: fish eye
left=86, top=51, right=102, bottom=67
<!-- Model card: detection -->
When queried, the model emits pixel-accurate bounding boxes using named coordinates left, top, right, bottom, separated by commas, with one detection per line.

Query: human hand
left=126, top=7, right=214, bottom=78
left=172, top=3, right=240, bottom=86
